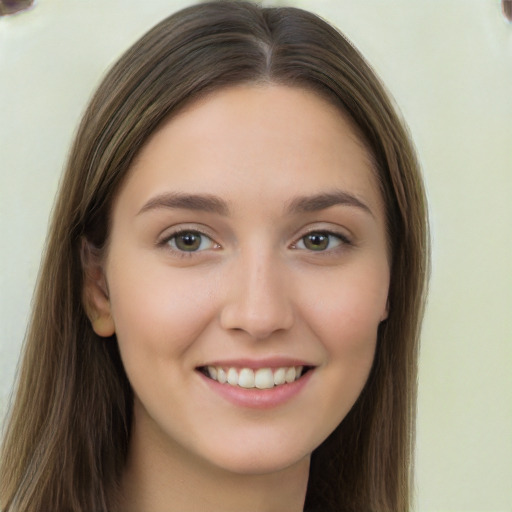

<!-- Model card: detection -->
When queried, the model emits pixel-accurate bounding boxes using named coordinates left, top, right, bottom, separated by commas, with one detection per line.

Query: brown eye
left=303, top=233, right=330, bottom=251
left=168, top=231, right=214, bottom=252
left=293, top=231, right=346, bottom=252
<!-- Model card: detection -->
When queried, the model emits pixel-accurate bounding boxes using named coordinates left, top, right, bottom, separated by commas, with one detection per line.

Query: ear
left=81, top=239, right=115, bottom=337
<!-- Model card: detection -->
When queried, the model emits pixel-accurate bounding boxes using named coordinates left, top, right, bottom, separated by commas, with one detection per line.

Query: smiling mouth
left=198, top=365, right=314, bottom=390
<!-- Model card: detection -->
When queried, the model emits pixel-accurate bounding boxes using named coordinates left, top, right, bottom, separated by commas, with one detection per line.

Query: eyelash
left=159, top=228, right=352, bottom=258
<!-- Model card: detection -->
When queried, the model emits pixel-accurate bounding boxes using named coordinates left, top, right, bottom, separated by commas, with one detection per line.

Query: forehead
left=116, top=84, right=383, bottom=219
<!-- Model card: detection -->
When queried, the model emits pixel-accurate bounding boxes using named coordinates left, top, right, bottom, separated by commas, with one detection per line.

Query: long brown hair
left=0, top=2, right=429, bottom=510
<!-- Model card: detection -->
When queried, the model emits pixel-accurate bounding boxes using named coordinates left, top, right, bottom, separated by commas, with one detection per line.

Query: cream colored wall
left=1, top=1, right=510, bottom=510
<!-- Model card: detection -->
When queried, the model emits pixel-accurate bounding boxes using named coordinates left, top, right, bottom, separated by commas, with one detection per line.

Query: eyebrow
left=285, top=190, right=373, bottom=217
left=137, top=189, right=373, bottom=217
left=137, top=192, right=230, bottom=216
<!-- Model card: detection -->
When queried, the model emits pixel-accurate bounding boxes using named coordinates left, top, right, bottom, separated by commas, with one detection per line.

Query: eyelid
left=157, top=223, right=216, bottom=243
left=303, top=227, right=352, bottom=244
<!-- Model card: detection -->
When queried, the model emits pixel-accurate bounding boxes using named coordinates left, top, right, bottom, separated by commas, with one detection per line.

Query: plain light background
left=1, top=1, right=511, bottom=510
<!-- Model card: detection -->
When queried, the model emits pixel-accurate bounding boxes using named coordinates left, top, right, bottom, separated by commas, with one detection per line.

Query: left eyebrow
left=285, top=190, right=374, bottom=217
left=137, top=192, right=230, bottom=216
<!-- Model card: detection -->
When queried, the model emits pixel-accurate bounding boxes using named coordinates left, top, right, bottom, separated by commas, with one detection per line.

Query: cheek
left=106, top=256, right=220, bottom=359
left=301, top=261, right=389, bottom=351
left=301, top=267, right=387, bottom=430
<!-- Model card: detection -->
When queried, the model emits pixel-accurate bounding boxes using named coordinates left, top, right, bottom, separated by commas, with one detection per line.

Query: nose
left=219, top=250, right=294, bottom=340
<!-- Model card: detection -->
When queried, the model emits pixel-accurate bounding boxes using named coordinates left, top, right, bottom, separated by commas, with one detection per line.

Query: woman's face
left=94, top=84, right=390, bottom=475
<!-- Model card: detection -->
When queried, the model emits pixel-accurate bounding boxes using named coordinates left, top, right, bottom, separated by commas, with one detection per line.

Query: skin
left=85, top=84, right=390, bottom=512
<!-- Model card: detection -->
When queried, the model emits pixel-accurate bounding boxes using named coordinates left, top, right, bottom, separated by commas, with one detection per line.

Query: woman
left=0, top=2, right=429, bottom=511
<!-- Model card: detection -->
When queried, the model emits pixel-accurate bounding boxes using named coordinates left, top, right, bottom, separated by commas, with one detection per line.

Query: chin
left=193, top=431, right=316, bottom=477
left=211, top=450, right=310, bottom=477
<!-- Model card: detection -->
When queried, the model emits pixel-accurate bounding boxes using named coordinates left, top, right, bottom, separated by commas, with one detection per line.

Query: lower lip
left=198, top=370, right=314, bottom=410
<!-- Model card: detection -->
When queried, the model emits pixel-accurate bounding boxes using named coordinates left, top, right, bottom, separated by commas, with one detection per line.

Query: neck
left=115, top=409, right=310, bottom=512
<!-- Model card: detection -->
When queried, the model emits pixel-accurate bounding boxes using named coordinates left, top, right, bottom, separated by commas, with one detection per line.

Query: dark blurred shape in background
left=0, top=0, right=35, bottom=16
left=503, top=0, right=512, bottom=22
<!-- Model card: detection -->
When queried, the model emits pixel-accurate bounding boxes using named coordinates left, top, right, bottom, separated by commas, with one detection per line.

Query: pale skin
left=84, top=84, right=390, bottom=512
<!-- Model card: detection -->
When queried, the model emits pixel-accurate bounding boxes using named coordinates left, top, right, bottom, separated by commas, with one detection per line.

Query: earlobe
left=81, top=239, right=115, bottom=337
left=91, top=314, right=115, bottom=338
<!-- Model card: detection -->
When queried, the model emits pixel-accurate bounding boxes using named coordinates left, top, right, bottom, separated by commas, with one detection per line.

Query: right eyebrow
left=137, top=192, right=230, bottom=216
left=285, top=190, right=374, bottom=218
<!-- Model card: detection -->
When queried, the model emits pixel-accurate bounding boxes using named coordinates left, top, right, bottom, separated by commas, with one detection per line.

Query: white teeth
left=238, top=368, right=255, bottom=388
left=227, top=368, right=238, bottom=386
left=254, top=368, right=274, bottom=389
left=204, top=365, right=307, bottom=389
left=285, top=367, right=296, bottom=383
left=273, top=367, right=286, bottom=386
left=217, top=367, right=227, bottom=383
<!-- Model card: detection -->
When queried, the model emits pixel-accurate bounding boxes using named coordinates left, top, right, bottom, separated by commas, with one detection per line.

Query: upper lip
left=197, top=357, right=315, bottom=370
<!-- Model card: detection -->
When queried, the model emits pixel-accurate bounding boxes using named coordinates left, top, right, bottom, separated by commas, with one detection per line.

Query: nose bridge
left=220, top=244, right=294, bottom=339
